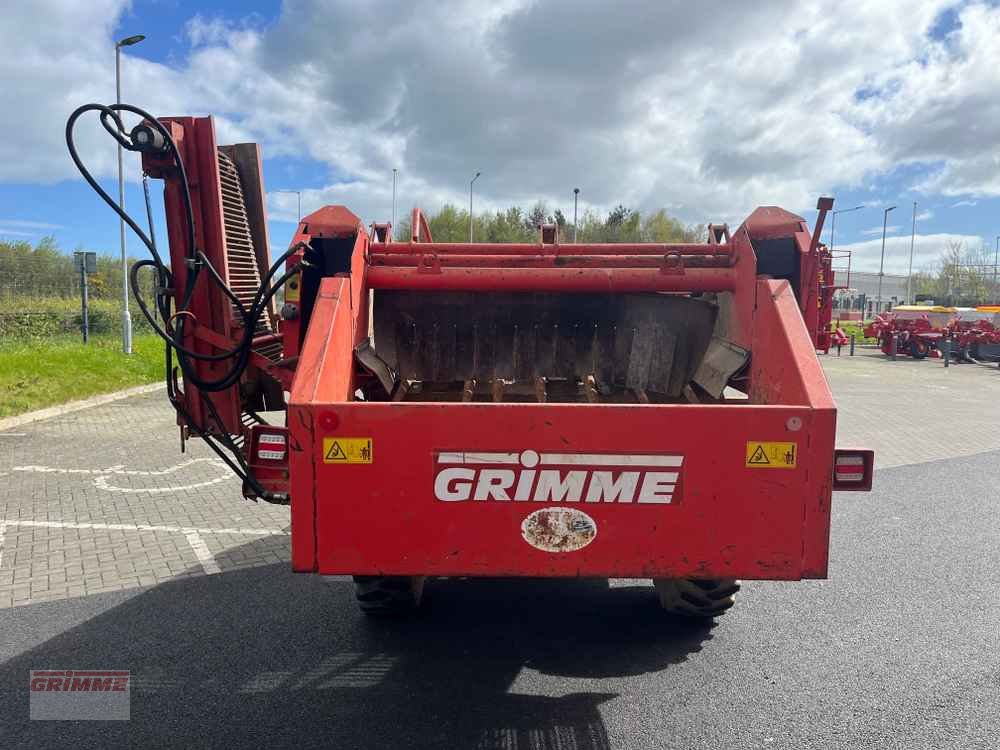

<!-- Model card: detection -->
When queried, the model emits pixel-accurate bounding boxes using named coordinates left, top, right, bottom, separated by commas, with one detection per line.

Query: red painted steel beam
left=366, top=266, right=738, bottom=292
left=369, top=254, right=732, bottom=269
left=378, top=242, right=732, bottom=256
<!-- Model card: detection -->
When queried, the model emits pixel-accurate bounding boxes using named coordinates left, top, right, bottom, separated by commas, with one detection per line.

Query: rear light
left=243, top=425, right=290, bottom=501
left=248, top=426, right=289, bottom=465
left=257, top=432, right=287, bottom=461
left=833, top=449, right=874, bottom=491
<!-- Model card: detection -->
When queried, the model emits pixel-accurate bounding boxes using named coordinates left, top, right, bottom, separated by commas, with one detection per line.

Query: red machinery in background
left=816, top=247, right=852, bottom=353
left=68, top=105, right=873, bottom=619
left=864, top=307, right=954, bottom=359
left=864, top=306, right=1000, bottom=361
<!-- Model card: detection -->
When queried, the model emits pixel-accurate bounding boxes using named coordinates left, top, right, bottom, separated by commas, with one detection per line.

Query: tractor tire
left=352, top=575, right=425, bottom=615
left=653, top=578, right=740, bottom=619
left=909, top=337, right=930, bottom=359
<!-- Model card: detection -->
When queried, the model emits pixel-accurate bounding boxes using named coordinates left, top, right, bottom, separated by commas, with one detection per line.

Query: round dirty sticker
left=521, top=508, right=597, bottom=553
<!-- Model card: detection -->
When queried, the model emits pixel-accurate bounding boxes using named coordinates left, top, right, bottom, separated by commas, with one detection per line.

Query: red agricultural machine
left=67, top=104, right=873, bottom=618
left=952, top=308, right=1000, bottom=363
left=864, top=306, right=954, bottom=359
left=864, top=306, right=1000, bottom=362
left=815, top=248, right=852, bottom=354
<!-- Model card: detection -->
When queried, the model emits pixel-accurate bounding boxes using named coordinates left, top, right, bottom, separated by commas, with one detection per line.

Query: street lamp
left=391, top=168, right=398, bottom=239
left=573, top=188, right=580, bottom=243
left=994, top=235, right=999, bottom=304
left=274, top=190, right=301, bottom=221
left=829, top=204, right=863, bottom=252
left=115, top=33, right=145, bottom=355
left=877, top=205, right=896, bottom=314
left=469, top=171, right=481, bottom=243
left=907, top=201, right=917, bottom=304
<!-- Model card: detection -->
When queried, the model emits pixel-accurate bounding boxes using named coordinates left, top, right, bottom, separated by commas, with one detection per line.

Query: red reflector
left=833, top=449, right=874, bottom=491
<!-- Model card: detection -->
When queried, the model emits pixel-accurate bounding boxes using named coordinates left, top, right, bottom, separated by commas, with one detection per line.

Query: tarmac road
left=1, top=355, right=999, bottom=748
left=1, top=449, right=998, bottom=749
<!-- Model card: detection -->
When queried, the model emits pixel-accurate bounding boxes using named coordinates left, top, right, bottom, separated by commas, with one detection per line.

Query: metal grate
left=217, top=149, right=283, bottom=364
left=217, top=149, right=273, bottom=338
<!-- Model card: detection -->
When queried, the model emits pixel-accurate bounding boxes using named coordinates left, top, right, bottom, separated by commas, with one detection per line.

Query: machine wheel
left=352, top=575, right=425, bottom=615
left=653, top=578, right=740, bottom=619
left=909, top=337, right=930, bottom=359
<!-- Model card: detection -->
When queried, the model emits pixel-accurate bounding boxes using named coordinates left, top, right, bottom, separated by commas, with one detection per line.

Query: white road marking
left=0, top=433, right=26, bottom=437
left=1, top=519, right=287, bottom=583
left=12, top=457, right=224, bottom=476
left=3, top=520, right=288, bottom=536
left=93, top=473, right=234, bottom=493
left=11, top=458, right=238, bottom=493
left=184, top=531, right=222, bottom=575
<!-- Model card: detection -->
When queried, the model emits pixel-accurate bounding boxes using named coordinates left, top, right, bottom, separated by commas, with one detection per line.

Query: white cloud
left=0, top=219, right=64, bottom=230
left=851, top=3, right=1000, bottom=198
left=6, top=0, right=1000, bottom=233
left=835, top=232, right=985, bottom=274
left=916, top=209, right=933, bottom=221
left=951, top=200, right=977, bottom=207
left=861, top=225, right=901, bottom=236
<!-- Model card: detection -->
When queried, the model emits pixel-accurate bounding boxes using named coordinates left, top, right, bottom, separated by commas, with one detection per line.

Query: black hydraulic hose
left=66, top=102, right=302, bottom=385
left=66, top=101, right=298, bottom=502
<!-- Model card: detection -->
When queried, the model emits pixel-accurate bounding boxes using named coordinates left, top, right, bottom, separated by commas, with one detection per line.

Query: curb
left=0, top=382, right=166, bottom=432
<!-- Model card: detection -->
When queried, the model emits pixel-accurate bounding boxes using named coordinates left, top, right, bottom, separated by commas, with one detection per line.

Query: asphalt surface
left=1, top=356, right=999, bottom=748
left=2, top=453, right=998, bottom=748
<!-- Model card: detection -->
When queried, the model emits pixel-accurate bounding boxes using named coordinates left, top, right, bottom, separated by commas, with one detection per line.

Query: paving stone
left=3, top=357, right=993, bottom=607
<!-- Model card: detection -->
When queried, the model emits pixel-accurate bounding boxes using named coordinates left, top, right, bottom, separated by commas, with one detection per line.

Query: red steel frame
left=286, top=206, right=841, bottom=582
left=140, top=117, right=862, bottom=584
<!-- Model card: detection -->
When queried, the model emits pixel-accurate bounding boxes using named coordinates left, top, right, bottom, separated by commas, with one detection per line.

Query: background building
left=833, top=271, right=908, bottom=316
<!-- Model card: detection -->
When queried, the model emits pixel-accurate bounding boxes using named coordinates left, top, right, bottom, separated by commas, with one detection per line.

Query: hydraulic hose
left=66, top=102, right=299, bottom=502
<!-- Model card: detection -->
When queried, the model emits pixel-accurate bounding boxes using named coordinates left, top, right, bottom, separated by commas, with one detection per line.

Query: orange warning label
left=323, top=437, right=373, bottom=464
left=745, top=441, right=797, bottom=469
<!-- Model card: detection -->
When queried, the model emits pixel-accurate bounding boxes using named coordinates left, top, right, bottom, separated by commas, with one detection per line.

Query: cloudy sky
left=2, top=0, right=999, bottom=274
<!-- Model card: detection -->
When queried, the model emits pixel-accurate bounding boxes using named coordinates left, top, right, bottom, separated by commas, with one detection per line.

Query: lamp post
left=829, top=204, right=863, bottom=252
left=274, top=190, right=301, bottom=221
left=116, top=33, right=145, bottom=355
left=573, top=188, right=580, bottom=242
left=469, top=171, right=481, bottom=243
left=391, top=168, right=398, bottom=239
left=907, top=201, right=917, bottom=303
left=994, top=235, right=999, bottom=304
left=877, top=205, right=896, bottom=314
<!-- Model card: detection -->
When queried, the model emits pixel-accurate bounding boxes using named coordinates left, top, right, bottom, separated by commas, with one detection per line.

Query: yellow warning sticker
left=285, top=273, right=300, bottom=302
left=745, top=441, right=797, bottom=469
left=323, top=437, right=373, bottom=464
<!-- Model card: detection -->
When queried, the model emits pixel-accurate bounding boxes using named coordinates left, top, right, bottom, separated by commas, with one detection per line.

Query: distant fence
left=0, top=246, right=158, bottom=340
left=0, top=298, right=154, bottom=339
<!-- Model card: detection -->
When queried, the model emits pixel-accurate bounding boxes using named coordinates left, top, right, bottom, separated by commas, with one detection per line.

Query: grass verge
left=0, top=334, right=163, bottom=418
left=835, top=321, right=878, bottom=345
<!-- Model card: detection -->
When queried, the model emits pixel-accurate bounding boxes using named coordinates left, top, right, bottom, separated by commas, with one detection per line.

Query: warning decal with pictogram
left=323, top=437, right=374, bottom=464
left=745, top=441, right=797, bottom=469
